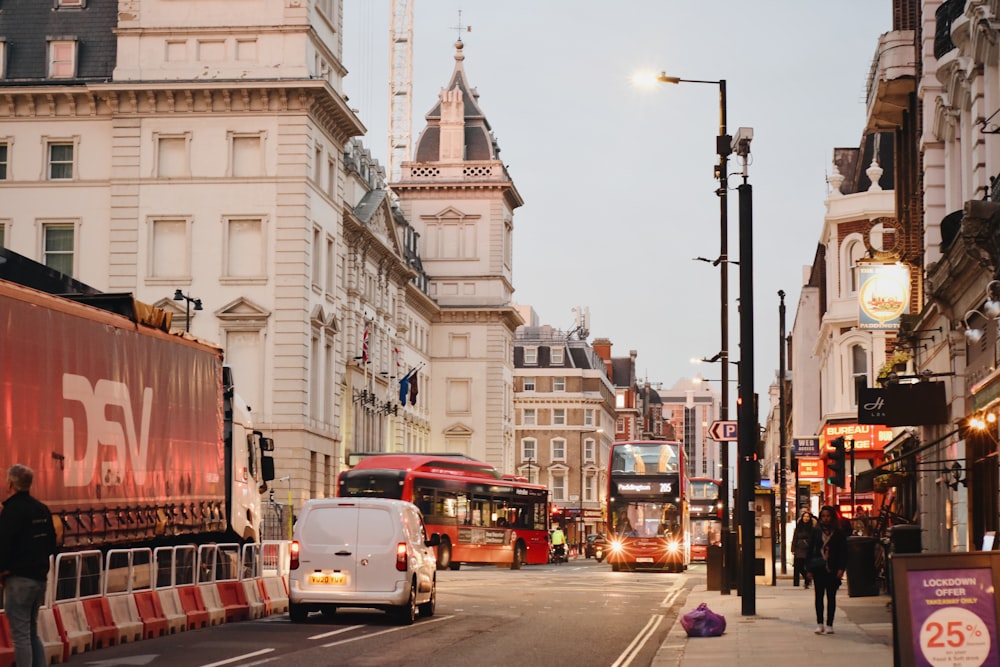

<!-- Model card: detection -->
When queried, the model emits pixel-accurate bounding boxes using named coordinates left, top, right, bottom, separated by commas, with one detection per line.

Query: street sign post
left=709, top=420, right=738, bottom=441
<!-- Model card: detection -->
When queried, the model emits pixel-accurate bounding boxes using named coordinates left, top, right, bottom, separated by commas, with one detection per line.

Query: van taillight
left=290, top=541, right=300, bottom=570
left=395, top=542, right=407, bottom=571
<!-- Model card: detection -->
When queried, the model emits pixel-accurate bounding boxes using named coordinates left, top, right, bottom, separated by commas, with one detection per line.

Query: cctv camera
left=731, top=127, right=753, bottom=156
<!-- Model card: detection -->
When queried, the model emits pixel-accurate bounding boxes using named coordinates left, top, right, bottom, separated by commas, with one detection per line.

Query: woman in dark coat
left=805, top=505, right=848, bottom=634
left=791, top=509, right=815, bottom=588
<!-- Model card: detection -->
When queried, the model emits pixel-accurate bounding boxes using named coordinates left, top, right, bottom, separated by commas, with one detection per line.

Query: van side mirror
left=425, top=534, right=441, bottom=548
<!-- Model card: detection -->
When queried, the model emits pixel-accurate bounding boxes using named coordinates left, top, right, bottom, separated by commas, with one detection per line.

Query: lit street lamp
left=173, top=289, right=203, bottom=333
left=653, top=73, right=733, bottom=595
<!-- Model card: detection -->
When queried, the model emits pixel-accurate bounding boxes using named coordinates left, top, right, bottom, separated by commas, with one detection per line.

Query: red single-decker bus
left=338, top=454, right=550, bottom=570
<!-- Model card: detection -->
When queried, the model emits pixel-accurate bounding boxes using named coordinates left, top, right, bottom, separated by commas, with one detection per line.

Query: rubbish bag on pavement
left=680, top=602, right=727, bottom=637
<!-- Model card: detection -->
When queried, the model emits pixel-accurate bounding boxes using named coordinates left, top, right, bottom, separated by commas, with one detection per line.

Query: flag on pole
left=398, top=369, right=411, bottom=405
left=409, top=370, right=419, bottom=405
left=361, top=322, right=370, bottom=364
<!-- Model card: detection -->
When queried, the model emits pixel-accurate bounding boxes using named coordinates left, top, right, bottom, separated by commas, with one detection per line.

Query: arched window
left=850, top=343, right=868, bottom=408
left=845, top=238, right=867, bottom=294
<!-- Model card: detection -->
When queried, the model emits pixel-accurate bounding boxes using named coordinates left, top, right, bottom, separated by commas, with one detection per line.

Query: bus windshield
left=613, top=501, right=681, bottom=538
left=610, top=442, right=679, bottom=474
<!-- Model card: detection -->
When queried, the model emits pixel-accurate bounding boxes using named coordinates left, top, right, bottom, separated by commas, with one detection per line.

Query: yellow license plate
left=309, top=572, right=346, bottom=585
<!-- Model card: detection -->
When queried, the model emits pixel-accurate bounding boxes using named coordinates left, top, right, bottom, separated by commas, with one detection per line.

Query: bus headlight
left=609, top=539, right=624, bottom=554
left=666, top=540, right=680, bottom=555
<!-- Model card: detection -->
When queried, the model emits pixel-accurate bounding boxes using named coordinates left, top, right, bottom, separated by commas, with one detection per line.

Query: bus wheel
left=612, top=563, right=621, bottom=572
left=511, top=542, right=526, bottom=570
left=436, top=538, right=452, bottom=570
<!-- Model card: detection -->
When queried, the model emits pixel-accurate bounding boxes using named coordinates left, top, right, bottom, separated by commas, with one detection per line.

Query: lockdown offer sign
left=893, top=554, right=1000, bottom=667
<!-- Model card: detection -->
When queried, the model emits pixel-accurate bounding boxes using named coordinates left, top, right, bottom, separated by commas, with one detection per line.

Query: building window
left=0, top=41, right=6, bottom=80
left=617, top=417, right=625, bottom=432
left=47, top=142, right=74, bottom=180
left=42, top=223, right=75, bottom=275
left=224, top=217, right=265, bottom=279
left=149, top=218, right=189, bottom=279
left=325, top=236, right=336, bottom=294
left=844, top=238, right=866, bottom=294
left=553, top=408, right=565, bottom=425
left=156, top=135, right=189, bottom=178
left=550, top=347, right=564, bottom=365
left=551, top=474, right=566, bottom=502
left=551, top=438, right=566, bottom=461
left=57, top=0, right=86, bottom=7
left=230, top=134, right=263, bottom=177
left=584, top=438, right=595, bottom=463
left=521, top=438, right=536, bottom=462
left=850, top=343, right=868, bottom=408
left=327, top=156, right=337, bottom=197
left=522, top=377, right=535, bottom=392
left=0, top=142, right=8, bottom=180
left=553, top=377, right=565, bottom=392
left=585, top=408, right=594, bottom=426
left=524, top=347, right=537, bottom=365
left=311, top=226, right=322, bottom=288
left=523, top=408, right=536, bottom=426
left=48, top=40, right=77, bottom=79
left=584, top=473, right=596, bottom=502
left=0, top=221, right=6, bottom=247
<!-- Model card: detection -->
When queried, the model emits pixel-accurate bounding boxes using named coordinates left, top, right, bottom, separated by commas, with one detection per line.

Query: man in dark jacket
left=805, top=505, right=848, bottom=635
left=0, top=464, right=58, bottom=667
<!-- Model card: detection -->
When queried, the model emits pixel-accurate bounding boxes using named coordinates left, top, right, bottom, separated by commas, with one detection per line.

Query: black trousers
left=793, top=556, right=808, bottom=585
left=812, top=568, right=841, bottom=626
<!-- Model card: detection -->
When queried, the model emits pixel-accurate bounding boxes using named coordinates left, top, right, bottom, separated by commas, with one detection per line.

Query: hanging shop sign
left=797, top=458, right=823, bottom=481
left=858, top=262, right=910, bottom=330
left=858, top=383, right=949, bottom=426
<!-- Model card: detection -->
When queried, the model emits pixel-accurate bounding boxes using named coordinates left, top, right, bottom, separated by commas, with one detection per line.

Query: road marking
left=611, top=614, right=663, bottom=667
left=199, top=648, right=275, bottom=667
left=659, top=582, right=683, bottom=608
left=320, top=615, right=455, bottom=648
left=308, top=624, right=364, bottom=640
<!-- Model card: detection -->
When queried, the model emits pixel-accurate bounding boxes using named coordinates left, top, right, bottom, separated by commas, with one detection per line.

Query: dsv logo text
left=62, top=374, right=153, bottom=487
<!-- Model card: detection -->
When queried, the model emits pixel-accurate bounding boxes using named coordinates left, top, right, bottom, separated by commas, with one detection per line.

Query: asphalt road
left=66, top=559, right=697, bottom=667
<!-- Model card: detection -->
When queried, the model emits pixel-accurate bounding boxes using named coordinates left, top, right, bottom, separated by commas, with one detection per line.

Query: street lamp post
left=734, top=128, right=756, bottom=616
left=173, top=289, right=203, bottom=333
left=656, top=73, right=732, bottom=595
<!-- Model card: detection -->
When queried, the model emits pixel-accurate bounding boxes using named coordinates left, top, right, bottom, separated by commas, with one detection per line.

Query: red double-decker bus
left=337, top=454, right=550, bottom=570
left=688, top=477, right=722, bottom=562
left=606, top=440, right=688, bottom=572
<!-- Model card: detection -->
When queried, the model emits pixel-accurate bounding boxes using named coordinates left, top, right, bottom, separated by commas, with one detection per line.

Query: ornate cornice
left=0, top=79, right=364, bottom=143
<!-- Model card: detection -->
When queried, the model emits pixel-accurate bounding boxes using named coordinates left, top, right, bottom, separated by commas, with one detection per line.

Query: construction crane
left=388, top=0, right=413, bottom=183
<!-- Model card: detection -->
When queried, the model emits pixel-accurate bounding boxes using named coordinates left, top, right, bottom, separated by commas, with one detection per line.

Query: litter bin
left=846, top=536, right=879, bottom=597
left=706, top=543, right=723, bottom=591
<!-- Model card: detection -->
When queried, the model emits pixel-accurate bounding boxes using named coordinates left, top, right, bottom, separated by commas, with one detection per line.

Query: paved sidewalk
left=654, top=578, right=895, bottom=666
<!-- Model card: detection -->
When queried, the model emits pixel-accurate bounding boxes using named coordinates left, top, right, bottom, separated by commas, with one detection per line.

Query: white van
left=288, top=497, right=439, bottom=624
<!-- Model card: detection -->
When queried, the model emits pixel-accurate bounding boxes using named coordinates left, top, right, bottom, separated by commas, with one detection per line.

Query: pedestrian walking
left=0, top=464, right=58, bottom=667
left=791, top=509, right=815, bottom=588
left=805, top=505, right=848, bottom=635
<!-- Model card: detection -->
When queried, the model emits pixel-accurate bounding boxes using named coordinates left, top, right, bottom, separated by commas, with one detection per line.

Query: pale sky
left=344, top=1, right=892, bottom=415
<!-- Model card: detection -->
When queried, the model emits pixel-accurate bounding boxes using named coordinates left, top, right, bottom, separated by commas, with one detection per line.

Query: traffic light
left=827, top=437, right=846, bottom=488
